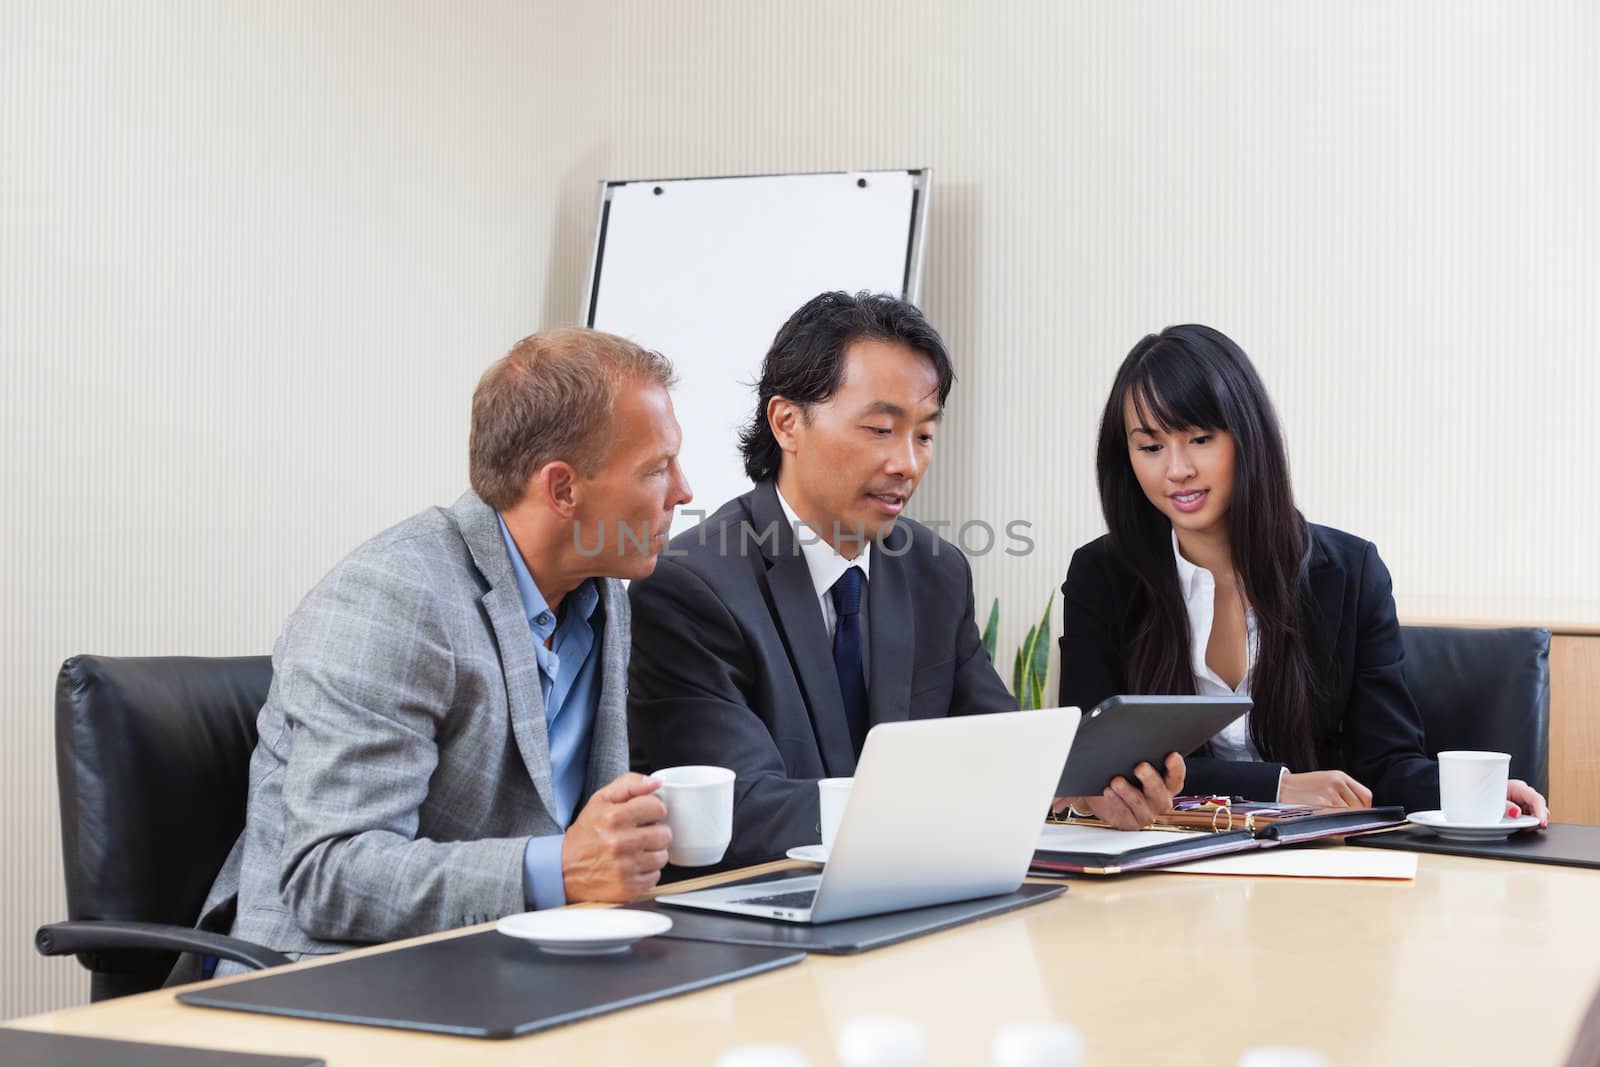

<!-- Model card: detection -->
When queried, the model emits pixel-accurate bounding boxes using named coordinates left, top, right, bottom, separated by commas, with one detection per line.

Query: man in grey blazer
left=199, top=328, right=693, bottom=971
left=627, top=293, right=1185, bottom=869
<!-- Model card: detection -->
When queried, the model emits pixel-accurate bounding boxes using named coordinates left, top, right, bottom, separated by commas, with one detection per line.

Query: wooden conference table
left=9, top=849, right=1600, bottom=1066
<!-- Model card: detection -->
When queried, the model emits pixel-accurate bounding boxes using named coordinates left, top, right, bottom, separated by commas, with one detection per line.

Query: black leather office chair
left=36, top=655, right=291, bottom=1001
left=1400, top=626, right=1550, bottom=796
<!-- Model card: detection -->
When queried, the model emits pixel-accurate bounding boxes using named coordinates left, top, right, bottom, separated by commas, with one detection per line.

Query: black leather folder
left=1031, top=828, right=1261, bottom=875
left=178, top=930, right=803, bottom=1039
left=0, top=1029, right=322, bottom=1067
left=1034, top=804, right=1407, bottom=874
left=1348, top=821, right=1600, bottom=870
left=641, top=883, right=1064, bottom=954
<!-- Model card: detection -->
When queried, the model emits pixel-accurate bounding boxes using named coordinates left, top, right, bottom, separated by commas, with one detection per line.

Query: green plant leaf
left=1016, top=601, right=1048, bottom=708
left=1028, top=595, right=1053, bottom=701
left=980, top=597, right=1000, bottom=663
left=1012, top=623, right=1037, bottom=700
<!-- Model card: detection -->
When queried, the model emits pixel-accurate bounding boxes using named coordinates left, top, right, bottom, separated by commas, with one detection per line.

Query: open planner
left=1032, top=798, right=1405, bottom=875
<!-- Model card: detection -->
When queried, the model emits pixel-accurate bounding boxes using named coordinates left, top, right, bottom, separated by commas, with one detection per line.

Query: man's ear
left=768, top=396, right=805, bottom=455
left=532, top=461, right=580, bottom=518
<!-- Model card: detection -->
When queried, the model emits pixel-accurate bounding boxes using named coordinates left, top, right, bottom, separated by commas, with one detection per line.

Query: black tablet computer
left=1056, top=695, right=1251, bottom=797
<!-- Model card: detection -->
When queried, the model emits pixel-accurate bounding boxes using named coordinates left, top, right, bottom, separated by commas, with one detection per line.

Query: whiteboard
left=584, top=169, right=928, bottom=535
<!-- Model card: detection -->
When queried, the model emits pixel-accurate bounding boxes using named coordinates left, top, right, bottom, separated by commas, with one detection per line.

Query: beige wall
left=3, top=1, right=1595, bottom=1017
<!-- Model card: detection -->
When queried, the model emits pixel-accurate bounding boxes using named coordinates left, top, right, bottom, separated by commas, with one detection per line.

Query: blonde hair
left=469, top=328, right=675, bottom=510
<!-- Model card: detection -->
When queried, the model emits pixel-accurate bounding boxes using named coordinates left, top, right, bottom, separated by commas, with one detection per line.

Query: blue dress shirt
left=498, top=515, right=603, bottom=910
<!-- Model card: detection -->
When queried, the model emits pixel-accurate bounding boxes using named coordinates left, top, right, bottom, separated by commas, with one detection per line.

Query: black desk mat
left=178, top=927, right=802, bottom=1039
left=640, top=882, right=1065, bottom=954
left=0, top=1029, right=322, bottom=1067
left=1349, top=821, right=1600, bottom=870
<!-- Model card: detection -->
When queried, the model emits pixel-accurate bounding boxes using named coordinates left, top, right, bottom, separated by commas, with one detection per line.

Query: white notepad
left=1036, top=823, right=1199, bottom=855
left=1164, top=848, right=1419, bottom=880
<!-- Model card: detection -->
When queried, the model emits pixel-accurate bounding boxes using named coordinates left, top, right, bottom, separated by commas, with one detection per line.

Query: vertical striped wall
left=0, top=0, right=575, bottom=1017
left=3, top=0, right=1594, bottom=1018
left=568, top=0, right=1600, bottom=639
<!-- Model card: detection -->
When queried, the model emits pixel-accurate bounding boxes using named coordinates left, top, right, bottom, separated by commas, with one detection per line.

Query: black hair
left=739, top=291, right=955, bottom=483
left=1095, top=324, right=1321, bottom=771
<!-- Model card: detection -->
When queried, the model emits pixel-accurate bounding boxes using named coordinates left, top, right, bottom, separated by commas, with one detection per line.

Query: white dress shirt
left=777, top=487, right=870, bottom=675
left=1172, top=531, right=1262, bottom=763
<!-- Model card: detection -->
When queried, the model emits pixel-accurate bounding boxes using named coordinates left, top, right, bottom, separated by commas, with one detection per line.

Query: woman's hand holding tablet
left=1053, top=752, right=1186, bottom=831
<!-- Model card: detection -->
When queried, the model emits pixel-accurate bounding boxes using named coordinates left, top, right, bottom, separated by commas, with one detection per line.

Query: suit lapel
left=866, top=523, right=914, bottom=727
left=452, top=492, right=559, bottom=821
left=1302, top=528, right=1346, bottom=742
left=584, top=578, right=631, bottom=794
left=1303, top=529, right=1343, bottom=652
left=750, top=482, right=858, bottom=776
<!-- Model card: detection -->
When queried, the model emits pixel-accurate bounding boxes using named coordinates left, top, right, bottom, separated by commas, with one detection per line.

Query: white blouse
left=1172, top=532, right=1262, bottom=763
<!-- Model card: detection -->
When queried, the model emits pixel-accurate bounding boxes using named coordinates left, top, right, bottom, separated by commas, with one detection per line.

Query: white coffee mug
left=818, top=777, right=854, bottom=853
left=652, top=765, right=735, bottom=866
left=716, top=1045, right=810, bottom=1067
left=837, top=1016, right=926, bottom=1067
left=1237, top=1048, right=1329, bottom=1067
left=992, top=1021, right=1084, bottom=1067
left=1438, top=750, right=1510, bottom=824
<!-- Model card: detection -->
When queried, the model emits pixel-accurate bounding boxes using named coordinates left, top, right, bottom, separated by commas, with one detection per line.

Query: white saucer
left=785, top=844, right=829, bottom=864
left=1407, top=810, right=1540, bottom=842
left=495, top=909, right=672, bottom=955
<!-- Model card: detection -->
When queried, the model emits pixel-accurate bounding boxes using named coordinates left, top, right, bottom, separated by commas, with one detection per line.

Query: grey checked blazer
left=198, top=491, right=631, bottom=964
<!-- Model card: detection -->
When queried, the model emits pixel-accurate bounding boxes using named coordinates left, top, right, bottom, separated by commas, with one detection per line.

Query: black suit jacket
left=1058, top=524, right=1439, bottom=812
left=628, top=480, right=1017, bottom=867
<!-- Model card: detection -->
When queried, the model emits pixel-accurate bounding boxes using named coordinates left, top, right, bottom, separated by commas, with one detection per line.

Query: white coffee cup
left=716, top=1045, right=810, bottom=1067
left=1237, top=1048, right=1329, bottom=1067
left=651, top=765, right=735, bottom=866
left=1438, top=750, right=1510, bottom=824
left=818, top=777, right=853, bottom=853
left=838, top=1016, right=927, bottom=1067
left=992, top=1021, right=1084, bottom=1067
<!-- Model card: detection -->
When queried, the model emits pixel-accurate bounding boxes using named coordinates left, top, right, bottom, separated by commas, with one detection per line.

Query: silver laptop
left=655, top=707, right=1080, bottom=924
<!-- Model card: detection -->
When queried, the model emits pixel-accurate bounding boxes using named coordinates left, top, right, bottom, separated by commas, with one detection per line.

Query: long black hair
left=739, top=291, right=954, bottom=483
left=1095, top=324, right=1321, bottom=771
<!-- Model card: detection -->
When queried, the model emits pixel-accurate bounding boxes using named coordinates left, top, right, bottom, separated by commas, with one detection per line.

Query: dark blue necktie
left=831, top=567, right=869, bottom=754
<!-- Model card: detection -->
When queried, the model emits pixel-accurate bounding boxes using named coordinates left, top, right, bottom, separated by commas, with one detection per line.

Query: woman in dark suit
left=1059, top=324, right=1548, bottom=818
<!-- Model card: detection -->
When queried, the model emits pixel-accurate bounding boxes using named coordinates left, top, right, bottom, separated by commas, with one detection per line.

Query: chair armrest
left=35, top=920, right=291, bottom=971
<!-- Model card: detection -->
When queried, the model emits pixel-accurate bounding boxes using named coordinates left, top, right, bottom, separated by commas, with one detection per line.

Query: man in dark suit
left=627, top=292, right=1178, bottom=866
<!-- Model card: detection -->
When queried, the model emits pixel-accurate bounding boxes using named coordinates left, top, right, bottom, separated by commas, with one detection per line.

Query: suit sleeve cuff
left=1184, top=757, right=1286, bottom=801
left=523, top=834, right=568, bottom=911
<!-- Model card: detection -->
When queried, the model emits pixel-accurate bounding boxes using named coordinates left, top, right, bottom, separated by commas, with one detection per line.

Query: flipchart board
left=584, top=169, right=929, bottom=535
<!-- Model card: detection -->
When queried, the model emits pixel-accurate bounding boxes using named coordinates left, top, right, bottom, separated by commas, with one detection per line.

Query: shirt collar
left=1171, top=529, right=1212, bottom=603
left=497, top=513, right=598, bottom=638
left=776, top=486, right=871, bottom=600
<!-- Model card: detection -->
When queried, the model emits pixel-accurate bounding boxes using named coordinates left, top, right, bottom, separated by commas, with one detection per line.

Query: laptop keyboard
left=735, top=889, right=818, bottom=910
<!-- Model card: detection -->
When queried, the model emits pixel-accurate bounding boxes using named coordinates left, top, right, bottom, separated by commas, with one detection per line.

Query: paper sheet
left=1036, top=823, right=1201, bottom=855
left=1164, top=848, right=1419, bottom=880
